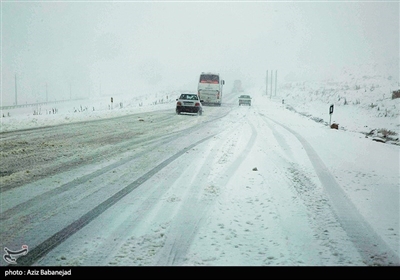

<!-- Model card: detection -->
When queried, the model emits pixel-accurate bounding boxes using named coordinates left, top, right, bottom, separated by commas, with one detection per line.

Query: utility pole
left=14, top=74, right=18, bottom=105
left=270, top=70, right=273, bottom=99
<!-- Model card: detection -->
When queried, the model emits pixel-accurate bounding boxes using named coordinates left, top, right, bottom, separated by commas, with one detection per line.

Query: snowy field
left=1, top=91, right=177, bottom=133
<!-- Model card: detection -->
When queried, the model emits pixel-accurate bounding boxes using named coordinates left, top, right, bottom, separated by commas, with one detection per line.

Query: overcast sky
left=1, top=0, right=399, bottom=105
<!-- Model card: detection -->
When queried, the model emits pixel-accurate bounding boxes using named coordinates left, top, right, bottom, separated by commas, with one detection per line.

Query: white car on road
left=176, top=93, right=204, bottom=116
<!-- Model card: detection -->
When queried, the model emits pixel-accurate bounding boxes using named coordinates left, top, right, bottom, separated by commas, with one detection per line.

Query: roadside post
left=111, top=97, right=113, bottom=110
left=329, top=104, right=334, bottom=126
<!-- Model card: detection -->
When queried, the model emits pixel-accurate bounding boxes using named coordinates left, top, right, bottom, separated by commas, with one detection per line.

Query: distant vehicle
left=232, top=79, right=244, bottom=93
left=197, top=72, right=225, bottom=106
left=176, top=93, right=203, bottom=115
left=238, top=95, right=252, bottom=106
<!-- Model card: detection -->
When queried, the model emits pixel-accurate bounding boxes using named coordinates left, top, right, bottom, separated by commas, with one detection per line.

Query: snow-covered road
left=1, top=92, right=399, bottom=266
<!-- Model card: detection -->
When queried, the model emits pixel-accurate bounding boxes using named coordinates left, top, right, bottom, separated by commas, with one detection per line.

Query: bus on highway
left=197, top=72, right=225, bottom=106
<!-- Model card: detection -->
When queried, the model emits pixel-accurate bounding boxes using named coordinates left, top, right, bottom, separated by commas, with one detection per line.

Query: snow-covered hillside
left=277, top=63, right=399, bottom=145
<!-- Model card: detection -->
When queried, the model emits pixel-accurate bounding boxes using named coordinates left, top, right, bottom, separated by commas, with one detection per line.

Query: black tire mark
left=263, top=115, right=400, bottom=266
left=11, top=132, right=219, bottom=266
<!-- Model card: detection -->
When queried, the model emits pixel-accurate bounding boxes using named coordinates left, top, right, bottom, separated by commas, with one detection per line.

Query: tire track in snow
left=91, top=120, right=243, bottom=266
left=263, top=115, right=400, bottom=266
left=153, top=114, right=258, bottom=266
left=259, top=113, right=359, bottom=264
left=182, top=109, right=327, bottom=265
left=234, top=112, right=336, bottom=265
left=129, top=137, right=228, bottom=266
